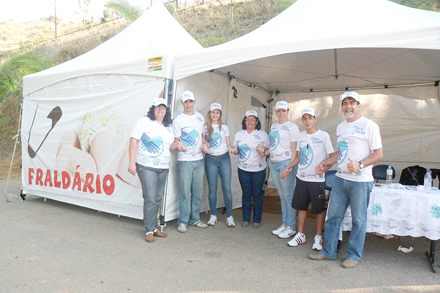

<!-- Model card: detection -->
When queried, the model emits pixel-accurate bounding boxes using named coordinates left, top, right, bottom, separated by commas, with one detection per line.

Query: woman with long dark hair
left=128, top=98, right=178, bottom=243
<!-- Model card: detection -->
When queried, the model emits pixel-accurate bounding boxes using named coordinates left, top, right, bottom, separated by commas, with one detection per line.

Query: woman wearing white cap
left=258, top=100, right=299, bottom=239
left=204, top=103, right=235, bottom=227
left=128, top=98, right=179, bottom=243
left=230, top=110, right=270, bottom=228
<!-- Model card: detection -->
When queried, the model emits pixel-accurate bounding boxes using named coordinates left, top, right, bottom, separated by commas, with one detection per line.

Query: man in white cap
left=173, top=90, right=210, bottom=233
left=309, top=91, right=383, bottom=268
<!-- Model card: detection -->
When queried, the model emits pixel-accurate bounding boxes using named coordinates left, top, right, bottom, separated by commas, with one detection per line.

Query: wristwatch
left=359, top=161, right=364, bottom=169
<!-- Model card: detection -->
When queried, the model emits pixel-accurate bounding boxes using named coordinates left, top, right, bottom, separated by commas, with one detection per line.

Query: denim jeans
left=269, top=159, right=297, bottom=229
left=205, top=153, right=233, bottom=217
left=136, top=163, right=169, bottom=233
left=321, top=176, right=373, bottom=262
left=177, top=159, right=205, bottom=225
left=238, top=168, right=266, bottom=223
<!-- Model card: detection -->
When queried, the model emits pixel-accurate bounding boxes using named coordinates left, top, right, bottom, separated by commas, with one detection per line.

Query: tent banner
left=22, top=79, right=165, bottom=219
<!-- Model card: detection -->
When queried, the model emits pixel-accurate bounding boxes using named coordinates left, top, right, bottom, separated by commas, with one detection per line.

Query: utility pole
left=53, top=0, right=62, bottom=38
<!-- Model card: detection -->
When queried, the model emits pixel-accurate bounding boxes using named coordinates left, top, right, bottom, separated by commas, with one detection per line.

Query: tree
left=105, top=0, right=142, bottom=22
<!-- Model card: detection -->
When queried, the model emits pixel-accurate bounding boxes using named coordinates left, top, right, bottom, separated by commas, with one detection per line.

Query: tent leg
left=159, top=177, right=169, bottom=233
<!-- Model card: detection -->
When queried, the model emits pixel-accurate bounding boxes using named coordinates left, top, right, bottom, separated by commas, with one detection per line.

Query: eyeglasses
left=342, top=101, right=358, bottom=107
left=155, top=105, right=167, bottom=110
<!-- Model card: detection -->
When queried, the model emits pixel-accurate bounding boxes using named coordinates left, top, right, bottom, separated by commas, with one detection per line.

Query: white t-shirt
left=269, top=121, right=299, bottom=162
left=204, top=124, right=230, bottom=156
left=233, top=129, right=270, bottom=172
left=296, top=130, right=334, bottom=182
left=131, top=117, right=174, bottom=169
left=172, top=111, right=205, bottom=161
left=336, top=116, right=382, bottom=182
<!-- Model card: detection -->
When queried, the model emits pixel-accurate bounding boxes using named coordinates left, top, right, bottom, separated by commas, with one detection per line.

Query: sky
left=0, top=0, right=149, bottom=22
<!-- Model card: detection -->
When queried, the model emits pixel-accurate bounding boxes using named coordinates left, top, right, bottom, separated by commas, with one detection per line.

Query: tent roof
left=23, top=3, right=203, bottom=96
left=174, top=0, right=440, bottom=93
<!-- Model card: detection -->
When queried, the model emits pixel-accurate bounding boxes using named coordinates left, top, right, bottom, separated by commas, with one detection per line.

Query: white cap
left=181, top=90, right=195, bottom=102
left=301, top=107, right=316, bottom=117
left=210, top=103, right=222, bottom=112
left=341, top=91, right=360, bottom=103
left=245, top=110, right=258, bottom=118
left=275, top=101, right=289, bottom=111
left=153, top=98, right=167, bottom=107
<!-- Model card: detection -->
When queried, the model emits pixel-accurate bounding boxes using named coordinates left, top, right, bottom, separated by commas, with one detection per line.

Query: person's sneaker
left=272, top=224, right=286, bottom=236
left=252, top=223, right=260, bottom=229
left=242, top=221, right=249, bottom=227
left=342, top=258, right=358, bottom=268
left=287, top=232, right=306, bottom=247
left=177, top=223, right=187, bottom=233
left=278, top=226, right=296, bottom=239
left=226, top=216, right=235, bottom=227
left=189, top=220, right=208, bottom=228
left=207, top=215, right=217, bottom=226
left=312, top=235, right=323, bottom=251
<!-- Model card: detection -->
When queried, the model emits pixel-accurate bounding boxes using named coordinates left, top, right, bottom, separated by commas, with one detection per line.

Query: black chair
left=372, top=164, right=395, bottom=183
left=324, top=170, right=337, bottom=196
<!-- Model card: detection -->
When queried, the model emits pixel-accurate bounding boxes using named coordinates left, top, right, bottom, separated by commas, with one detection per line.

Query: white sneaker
left=189, top=220, right=208, bottom=228
left=207, top=215, right=217, bottom=226
left=177, top=223, right=187, bottom=233
left=278, top=226, right=296, bottom=239
left=312, top=235, right=323, bottom=251
left=226, top=216, right=235, bottom=227
left=272, top=224, right=286, bottom=236
left=287, top=232, right=306, bottom=247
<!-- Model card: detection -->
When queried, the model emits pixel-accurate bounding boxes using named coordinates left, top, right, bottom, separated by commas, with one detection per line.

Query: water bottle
left=424, top=170, right=432, bottom=193
left=386, top=166, right=393, bottom=187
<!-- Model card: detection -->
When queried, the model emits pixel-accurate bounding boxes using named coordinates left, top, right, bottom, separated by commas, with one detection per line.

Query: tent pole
left=333, top=49, right=339, bottom=80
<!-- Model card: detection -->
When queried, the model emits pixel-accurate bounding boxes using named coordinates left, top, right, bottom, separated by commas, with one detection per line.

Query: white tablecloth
left=341, top=186, right=440, bottom=240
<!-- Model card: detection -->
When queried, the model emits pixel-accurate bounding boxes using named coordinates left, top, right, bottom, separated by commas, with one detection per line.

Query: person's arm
left=316, top=151, right=339, bottom=175
left=347, top=148, right=384, bottom=173
left=128, top=137, right=139, bottom=175
left=280, top=142, right=298, bottom=179
left=226, top=136, right=232, bottom=153
left=175, top=137, right=187, bottom=152
left=201, top=133, right=210, bottom=153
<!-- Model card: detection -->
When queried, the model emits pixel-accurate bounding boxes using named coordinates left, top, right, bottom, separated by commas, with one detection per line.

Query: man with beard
left=309, top=91, right=383, bottom=268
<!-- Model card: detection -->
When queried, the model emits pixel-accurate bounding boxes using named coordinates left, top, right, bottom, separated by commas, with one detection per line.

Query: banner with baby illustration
left=22, top=79, right=165, bottom=219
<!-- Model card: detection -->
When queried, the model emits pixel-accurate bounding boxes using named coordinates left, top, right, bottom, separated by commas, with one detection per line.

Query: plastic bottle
left=386, top=166, right=393, bottom=187
left=424, top=170, right=432, bottom=193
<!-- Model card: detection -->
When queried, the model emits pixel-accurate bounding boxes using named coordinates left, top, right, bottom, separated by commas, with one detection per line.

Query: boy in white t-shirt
left=288, top=108, right=335, bottom=250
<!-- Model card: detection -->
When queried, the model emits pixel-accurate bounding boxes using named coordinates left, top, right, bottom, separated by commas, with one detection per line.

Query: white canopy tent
left=173, top=0, right=440, bottom=183
left=21, top=3, right=209, bottom=221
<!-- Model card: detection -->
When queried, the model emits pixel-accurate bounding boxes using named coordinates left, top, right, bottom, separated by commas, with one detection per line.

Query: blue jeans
left=205, top=153, right=233, bottom=217
left=177, top=160, right=204, bottom=225
left=136, top=164, right=169, bottom=233
left=321, top=176, right=373, bottom=262
left=238, top=168, right=266, bottom=223
left=270, top=159, right=297, bottom=229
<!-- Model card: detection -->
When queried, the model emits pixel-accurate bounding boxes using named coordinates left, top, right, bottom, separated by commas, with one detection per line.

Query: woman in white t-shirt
left=230, top=110, right=270, bottom=229
left=128, top=98, right=178, bottom=243
left=204, top=103, right=235, bottom=228
left=260, top=101, right=299, bottom=240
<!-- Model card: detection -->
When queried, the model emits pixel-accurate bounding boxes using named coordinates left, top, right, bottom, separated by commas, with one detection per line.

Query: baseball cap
left=153, top=98, right=167, bottom=107
left=341, top=91, right=360, bottom=103
left=210, top=103, right=222, bottom=112
left=245, top=110, right=258, bottom=118
left=275, top=101, right=289, bottom=111
left=181, top=90, right=195, bottom=102
left=301, top=107, right=316, bottom=117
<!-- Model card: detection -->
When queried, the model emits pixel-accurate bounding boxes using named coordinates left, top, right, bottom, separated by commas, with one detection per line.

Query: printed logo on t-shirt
left=269, top=130, right=280, bottom=151
left=353, top=125, right=365, bottom=135
left=299, top=145, right=314, bottom=170
left=238, top=143, right=251, bottom=161
left=337, top=140, right=348, bottom=165
left=196, top=117, right=204, bottom=123
left=181, top=126, right=200, bottom=151
left=140, top=133, right=164, bottom=157
left=209, top=132, right=222, bottom=149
